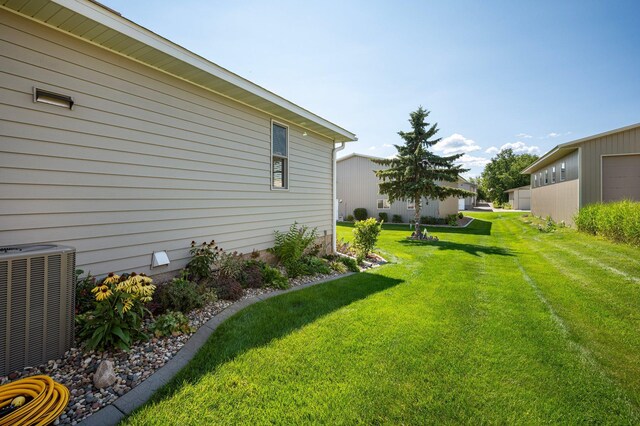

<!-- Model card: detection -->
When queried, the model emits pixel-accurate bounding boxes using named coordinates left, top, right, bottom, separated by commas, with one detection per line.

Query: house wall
left=580, top=126, right=640, bottom=205
left=530, top=150, right=579, bottom=189
left=516, top=188, right=531, bottom=210
left=458, top=182, right=476, bottom=209
left=531, top=180, right=579, bottom=224
left=0, top=10, right=335, bottom=277
left=336, top=155, right=449, bottom=223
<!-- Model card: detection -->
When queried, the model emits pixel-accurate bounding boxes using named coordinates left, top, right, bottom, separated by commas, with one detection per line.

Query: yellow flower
left=122, top=298, right=134, bottom=313
left=94, top=285, right=112, bottom=301
left=103, top=273, right=120, bottom=285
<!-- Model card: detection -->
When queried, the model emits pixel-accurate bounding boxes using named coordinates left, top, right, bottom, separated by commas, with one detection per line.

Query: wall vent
left=0, top=244, right=76, bottom=376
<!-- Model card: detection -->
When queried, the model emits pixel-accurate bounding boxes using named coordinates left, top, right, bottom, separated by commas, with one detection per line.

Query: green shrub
left=353, top=208, right=368, bottom=221
left=503, top=202, right=512, bottom=210
left=337, top=256, right=359, bottom=272
left=493, top=200, right=503, bottom=209
left=420, top=216, right=446, bottom=225
left=156, top=276, right=203, bottom=314
left=392, top=214, right=403, bottom=223
left=447, top=214, right=458, bottom=226
left=261, top=264, right=289, bottom=289
left=575, top=200, right=640, bottom=246
left=186, top=240, right=222, bottom=281
left=353, top=218, right=382, bottom=261
left=378, top=212, right=388, bottom=222
left=75, top=269, right=97, bottom=315
left=458, top=212, right=464, bottom=219
left=345, top=214, right=355, bottom=222
left=150, top=311, right=193, bottom=338
left=78, top=272, right=155, bottom=351
left=271, top=222, right=318, bottom=278
left=330, top=261, right=348, bottom=274
left=303, top=256, right=332, bottom=275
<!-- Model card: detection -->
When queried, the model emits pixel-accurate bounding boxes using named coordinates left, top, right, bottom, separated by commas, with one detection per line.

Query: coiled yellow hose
left=0, top=375, right=69, bottom=426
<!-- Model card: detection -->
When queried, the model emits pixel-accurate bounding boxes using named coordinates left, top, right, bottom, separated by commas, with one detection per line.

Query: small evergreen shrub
left=392, top=214, right=403, bottom=223
left=150, top=311, right=193, bottom=338
left=345, top=214, right=355, bottom=222
left=420, top=216, right=446, bottom=225
left=156, top=276, right=203, bottom=314
left=271, top=222, right=318, bottom=278
left=378, top=212, right=388, bottom=222
left=575, top=200, right=640, bottom=246
left=353, top=218, right=382, bottom=261
left=353, top=208, right=368, bottom=221
left=458, top=212, right=464, bottom=219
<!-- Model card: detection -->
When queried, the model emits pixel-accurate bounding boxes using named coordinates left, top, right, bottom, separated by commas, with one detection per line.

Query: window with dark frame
left=551, top=166, right=556, bottom=183
left=560, top=162, right=566, bottom=181
left=544, top=170, right=548, bottom=185
left=534, top=174, right=538, bottom=187
left=271, top=122, right=288, bottom=189
left=377, top=199, right=390, bottom=209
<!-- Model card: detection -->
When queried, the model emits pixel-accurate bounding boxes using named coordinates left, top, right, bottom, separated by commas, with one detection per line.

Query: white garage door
left=602, top=155, right=640, bottom=202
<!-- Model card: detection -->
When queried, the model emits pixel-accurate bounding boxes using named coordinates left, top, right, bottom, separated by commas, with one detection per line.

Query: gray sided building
left=336, top=153, right=461, bottom=222
left=523, top=123, right=640, bottom=224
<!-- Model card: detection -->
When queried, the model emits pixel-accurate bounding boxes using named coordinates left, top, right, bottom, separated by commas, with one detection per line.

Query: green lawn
left=124, top=212, right=640, bottom=424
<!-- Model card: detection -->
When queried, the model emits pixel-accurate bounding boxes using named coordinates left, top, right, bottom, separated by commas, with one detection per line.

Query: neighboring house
left=0, top=0, right=356, bottom=277
left=458, top=178, right=477, bottom=210
left=522, top=123, right=640, bottom=224
left=504, top=186, right=531, bottom=210
left=336, top=153, right=460, bottom=222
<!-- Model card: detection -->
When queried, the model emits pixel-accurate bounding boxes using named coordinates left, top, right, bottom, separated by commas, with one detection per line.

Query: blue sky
left=103, top=0, right=640, bottom=177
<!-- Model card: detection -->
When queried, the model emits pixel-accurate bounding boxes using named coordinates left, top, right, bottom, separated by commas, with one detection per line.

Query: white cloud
left=516, top=133, right=532, bottom=139
left=485, top=141, right=540, bottom=155
left=368, top=146, right=377, bottom=151
left=433, top=133, right=481, bottom=155
left=456, top=154, right=490, bottom=168
left=382, top=143, right=393, bottom=148
left=547, top=132, right=560, bottom=138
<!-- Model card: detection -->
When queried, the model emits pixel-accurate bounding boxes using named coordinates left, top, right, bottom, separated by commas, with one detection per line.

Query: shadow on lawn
left=399, top=239, right=513, bottom=257
left=144, top=272, right=403, bottom=404
left=338, top=219, right=493, bottom=236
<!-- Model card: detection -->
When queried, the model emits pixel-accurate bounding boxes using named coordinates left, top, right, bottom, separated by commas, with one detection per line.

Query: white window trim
left=270, top=119, right=289, bottom=191
left=377, top=199, right=390, bottom=209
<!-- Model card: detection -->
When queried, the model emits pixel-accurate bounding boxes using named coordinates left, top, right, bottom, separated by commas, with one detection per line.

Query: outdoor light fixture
left=151, top=251, right=170, bottom=268
left=302, top=131, right=308, bottom=136
left=33, top=88, right=74, bottom=109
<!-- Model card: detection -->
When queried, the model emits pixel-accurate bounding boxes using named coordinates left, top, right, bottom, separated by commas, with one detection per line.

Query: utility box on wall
left=0, top=244, right=76, bottom=376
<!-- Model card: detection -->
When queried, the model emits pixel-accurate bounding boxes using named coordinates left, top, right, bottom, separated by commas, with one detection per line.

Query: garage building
left=522, top=123, right=640, bottom=224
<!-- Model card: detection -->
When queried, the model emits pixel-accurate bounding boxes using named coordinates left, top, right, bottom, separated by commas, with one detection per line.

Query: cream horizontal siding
left=0, top=10, right=335, bottom=276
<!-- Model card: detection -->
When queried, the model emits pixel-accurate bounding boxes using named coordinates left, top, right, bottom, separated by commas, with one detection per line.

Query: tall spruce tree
left=373, top=107, right=473, bottom=238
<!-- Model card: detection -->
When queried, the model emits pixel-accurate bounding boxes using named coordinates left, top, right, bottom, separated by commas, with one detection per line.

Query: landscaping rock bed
left=0, top=271, right=343, bottom=425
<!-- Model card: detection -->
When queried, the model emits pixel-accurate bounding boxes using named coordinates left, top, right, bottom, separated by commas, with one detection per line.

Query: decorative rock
left=93, top=360, right=116, bottom=389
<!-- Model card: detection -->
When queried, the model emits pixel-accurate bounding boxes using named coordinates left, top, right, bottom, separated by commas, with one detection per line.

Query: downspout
left=332, top=140, right=346, bottom=252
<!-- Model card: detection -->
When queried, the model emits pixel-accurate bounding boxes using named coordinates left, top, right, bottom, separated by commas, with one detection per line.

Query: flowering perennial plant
left=78, top=272, right=156, bottom=351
